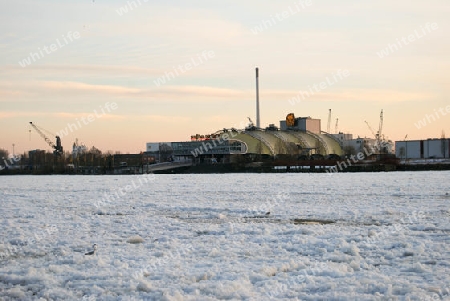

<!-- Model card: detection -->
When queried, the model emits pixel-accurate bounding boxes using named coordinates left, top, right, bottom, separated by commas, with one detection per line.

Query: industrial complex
left=144, top=68, right=393, bottom=168
left=147, top=114, right=353, bottom=163
left=141, top=68, right=447, bottom=172
left=141, top=116, right=448, bottom=173
left=2, top=68, right=449, bottom=174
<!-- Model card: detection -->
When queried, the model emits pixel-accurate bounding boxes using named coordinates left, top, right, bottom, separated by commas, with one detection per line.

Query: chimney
left=256, top=67, right=260, bottom=128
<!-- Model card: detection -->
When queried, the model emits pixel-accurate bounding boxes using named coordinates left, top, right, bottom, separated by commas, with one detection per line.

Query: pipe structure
left=256, top=67, right=260, bottom=128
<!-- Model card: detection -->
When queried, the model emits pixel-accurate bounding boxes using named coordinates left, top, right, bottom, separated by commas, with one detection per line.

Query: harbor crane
left=364, top=109, right=384, bottom=152
left=29, top=122, right=63, bottom=156
left=378, top=109, right=383, bottom=143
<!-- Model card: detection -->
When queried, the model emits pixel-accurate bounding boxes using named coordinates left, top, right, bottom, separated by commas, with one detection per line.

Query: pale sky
left=1, top=0, right=449, bottom=155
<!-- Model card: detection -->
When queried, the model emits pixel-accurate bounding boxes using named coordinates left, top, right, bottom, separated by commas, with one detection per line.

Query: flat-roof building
left=396, top=139, right=450, bottom=159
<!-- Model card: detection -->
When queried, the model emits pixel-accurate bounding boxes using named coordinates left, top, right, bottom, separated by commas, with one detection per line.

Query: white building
left=330, top=134, right=394, bottom=155
left=395, top=139, right=450, bottom=159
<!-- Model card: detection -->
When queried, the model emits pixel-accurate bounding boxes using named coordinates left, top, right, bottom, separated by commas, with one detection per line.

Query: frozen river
left=0, top=172, right=449, bottom=300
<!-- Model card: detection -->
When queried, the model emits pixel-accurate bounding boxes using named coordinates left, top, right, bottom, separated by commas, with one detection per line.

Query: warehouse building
left=395, top=139, right=450, bottom=159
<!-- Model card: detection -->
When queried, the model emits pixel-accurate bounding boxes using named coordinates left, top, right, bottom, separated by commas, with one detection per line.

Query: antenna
left=255, top=67, right=260, bottom=128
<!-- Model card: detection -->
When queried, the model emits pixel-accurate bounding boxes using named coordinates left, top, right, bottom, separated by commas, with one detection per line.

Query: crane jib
left=29, top=122, right=64, bottom=155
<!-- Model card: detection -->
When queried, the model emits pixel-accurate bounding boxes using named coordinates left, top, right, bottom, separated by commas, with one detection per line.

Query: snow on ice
left=0, top=172, right=449, bottom=300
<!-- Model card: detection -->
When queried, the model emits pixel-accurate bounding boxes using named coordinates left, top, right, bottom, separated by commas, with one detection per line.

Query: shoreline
left=1, top=162, right=450, bottom=175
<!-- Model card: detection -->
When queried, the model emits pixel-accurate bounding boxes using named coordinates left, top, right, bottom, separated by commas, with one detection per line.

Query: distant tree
left=85, top=146, right=102, bottom=167
left=0, top=148, right=9, bottom=160
left=89, top=146, right=102, bottom=155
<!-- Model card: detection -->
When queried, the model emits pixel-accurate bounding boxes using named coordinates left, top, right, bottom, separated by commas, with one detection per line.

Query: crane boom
left=377, top=109, right=384, bottom=152
left=364, top=121, right=377, bottom=138
left=29, top=122, right=63, bottom=155
left=29, top=122, right=56, bottom=148
left=365, top=109, right=384, bottom=153
left=378, top=109, right=383, bottom=141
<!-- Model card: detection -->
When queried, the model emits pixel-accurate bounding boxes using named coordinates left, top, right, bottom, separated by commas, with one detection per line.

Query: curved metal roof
left=230, top=130, right=343, bottom=155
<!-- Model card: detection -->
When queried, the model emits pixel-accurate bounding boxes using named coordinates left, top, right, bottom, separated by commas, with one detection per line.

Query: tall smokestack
left=256, top=67, right=260, bottom=128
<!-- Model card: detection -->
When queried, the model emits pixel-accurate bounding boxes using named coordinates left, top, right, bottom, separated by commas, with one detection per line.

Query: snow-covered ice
left=0, top=171, right=449, bottom=300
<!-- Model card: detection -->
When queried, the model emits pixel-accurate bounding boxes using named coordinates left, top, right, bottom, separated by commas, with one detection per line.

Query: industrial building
left=144, top=69, right=396, bottom=165
left=146, top=113, right=344, bottom=163
left=395, top=139, right=450, bottom=160
left=143, top=69, right=343, bottom=162
left=333, top=135, right=395, bottom=155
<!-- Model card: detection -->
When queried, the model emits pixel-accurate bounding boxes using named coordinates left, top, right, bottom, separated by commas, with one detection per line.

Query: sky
left=1, top=0, right=449, bottom=155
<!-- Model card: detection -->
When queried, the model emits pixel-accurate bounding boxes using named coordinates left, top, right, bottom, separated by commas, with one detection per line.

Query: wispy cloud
left=0, top=78, right=434, bottom=105
left=0, top=64, right=166, bottom=77
left=0, top=111, right=45, bottom=119
left=41, top=81, right=140, bottom=94
left=0, top=80, right=141, bottom=101
left=0, top=111, right=125, bottom=120
left=133, top=114, right=192, bottom=122
left=54, top=112, right=124, bottom=120
left=151, top=86, right=434, bottom=103
left=315, top=89, right=434, bottom=103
